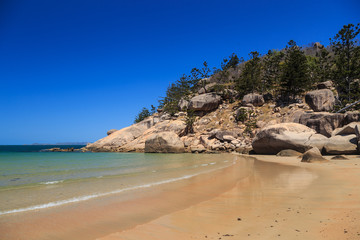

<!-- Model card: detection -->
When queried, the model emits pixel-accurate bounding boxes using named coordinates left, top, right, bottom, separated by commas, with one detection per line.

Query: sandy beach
left=1, top=154, right=360, bottom=240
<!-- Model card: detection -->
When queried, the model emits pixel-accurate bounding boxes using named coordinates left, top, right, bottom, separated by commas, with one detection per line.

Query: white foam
left=40, top=180, right=64, bottom=185
left=201, top=163, right=208, bottom=167
left=210, top=162, right=216, bottom=165
left=0, top=173, right=199, bottom=216
left=0, top=163, right=234, bottom=216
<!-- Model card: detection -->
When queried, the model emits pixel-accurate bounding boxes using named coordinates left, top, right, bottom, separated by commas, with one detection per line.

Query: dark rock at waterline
left=331, top=155, right=349, bottom=160
left=276, top=149, right=303, bottom=157
left=301, top=147, right=327, bottom=163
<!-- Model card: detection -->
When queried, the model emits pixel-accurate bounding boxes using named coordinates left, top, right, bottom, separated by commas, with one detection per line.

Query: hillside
left=86, top=23, right=360, bottom=157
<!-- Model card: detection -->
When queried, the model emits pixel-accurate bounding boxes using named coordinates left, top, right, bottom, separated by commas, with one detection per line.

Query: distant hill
left=30, top=142, right=90, bottom=145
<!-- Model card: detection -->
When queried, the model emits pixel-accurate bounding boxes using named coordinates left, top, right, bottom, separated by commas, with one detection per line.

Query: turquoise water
left=0, top=147, right=238, bottom=215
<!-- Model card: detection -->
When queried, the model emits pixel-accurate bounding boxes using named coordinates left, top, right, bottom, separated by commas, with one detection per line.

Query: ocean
left=0, top=145, right=238, bottom=216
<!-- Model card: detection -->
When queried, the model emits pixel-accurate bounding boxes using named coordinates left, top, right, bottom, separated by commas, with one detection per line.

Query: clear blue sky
left=0, top=0, right=359, bottom=144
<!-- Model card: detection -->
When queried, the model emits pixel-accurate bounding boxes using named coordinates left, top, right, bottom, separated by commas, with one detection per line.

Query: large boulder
left=252, top=123, right=328, bottom=154
left=144, top=132, right=185, bottom=153
left=190, top=144, right=206, bottom=153
left=324, top=134, right=358, bottom=155
left=305, top=89, right=335, bottom=112
left=189, top=93, right=221, bottom=112
left=332, top=122, right=360, bottom=136
left=301, top=147, right=327, bottom=163
left=178, top=99, right=189, bottom=111
left=210, top=130, right=238, bottom=142
left=343, top=111, right=360, bottom=125
left=299, top=112, right=345, bottom=137
left=242, top=93, right=264, bottom=107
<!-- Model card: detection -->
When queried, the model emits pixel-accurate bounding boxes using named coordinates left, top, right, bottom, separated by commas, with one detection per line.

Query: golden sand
left=1, top=154, right=360, bottom=240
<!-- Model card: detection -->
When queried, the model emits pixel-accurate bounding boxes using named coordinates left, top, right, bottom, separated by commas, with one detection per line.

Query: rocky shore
left=85, top=80, right=360, bottom=159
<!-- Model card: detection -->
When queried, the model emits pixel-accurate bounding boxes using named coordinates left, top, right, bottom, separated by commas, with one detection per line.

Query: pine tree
left=330, top=23, right=360, bottom=105
left=236, top=51, right=262, bottom=97
left=134, top=107, right=151, bottom=123
left=315, top=46, right=332, bottom=82
left=280, top=40, right=310, bottom=102
left=190, top=61, right=212, bottom=92
left=262, top=50, right=284, bottom=95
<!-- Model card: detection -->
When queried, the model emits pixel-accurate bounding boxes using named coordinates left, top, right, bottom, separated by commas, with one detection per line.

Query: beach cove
left=1, top=153, right=359, bottom=240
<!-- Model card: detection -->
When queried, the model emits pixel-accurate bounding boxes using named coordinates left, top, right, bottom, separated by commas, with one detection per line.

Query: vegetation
left=280, top=40, right=311, bottom=102
left=236, top=51, right=262, bottom=97
left=330, top=23, right=360, bottom=107
left=135, top=23, right=360, bottom=122
left=134, top=105, right=156, bottom=123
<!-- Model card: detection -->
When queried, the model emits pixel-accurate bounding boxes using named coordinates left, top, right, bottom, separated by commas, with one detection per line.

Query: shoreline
left=99, top=154, right=360, bottom=240
left=0, top=154, right=359, bottom=239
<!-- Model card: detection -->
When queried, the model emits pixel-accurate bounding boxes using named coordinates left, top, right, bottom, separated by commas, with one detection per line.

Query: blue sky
left=0, top=0, right=359, bottom=144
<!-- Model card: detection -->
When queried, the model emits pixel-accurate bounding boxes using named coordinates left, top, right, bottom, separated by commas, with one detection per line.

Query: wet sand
left=99, top=155, right=360, bottom=240
left=1, top=154, right=360, bottom=239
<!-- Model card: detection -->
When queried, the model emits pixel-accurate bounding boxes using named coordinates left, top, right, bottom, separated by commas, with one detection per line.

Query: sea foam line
left=0, top=160, right=238, bottom=216
left=40, top=180, right=64, bottom=185
left=0, top=170, right=212, bottom=216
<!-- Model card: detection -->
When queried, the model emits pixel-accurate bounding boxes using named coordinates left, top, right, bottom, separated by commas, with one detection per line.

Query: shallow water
left=0, top=151, right=238, bottom=215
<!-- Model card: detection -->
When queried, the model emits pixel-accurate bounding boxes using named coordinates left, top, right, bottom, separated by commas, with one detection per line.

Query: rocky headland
left=85, top=80, right=360, bottom=159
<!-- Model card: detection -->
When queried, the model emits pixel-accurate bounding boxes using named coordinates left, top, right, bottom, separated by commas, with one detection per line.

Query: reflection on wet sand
left=3, top=155, right=358, bottom=240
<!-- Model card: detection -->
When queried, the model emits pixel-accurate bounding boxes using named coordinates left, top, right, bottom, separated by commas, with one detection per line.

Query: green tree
left=280, top=40, right=310, bottom=102
left=236, top=51, right=262, bottom=97
left=315, top=46, right=332, bottom=82
left=159, top=72, right=197, bottom=115
left=190, top=61, right=212, bottom=92
left=221, top=53, right=240, bottom=71
left=262, top=50, right=284, bottom=94
left=330, top=23, right=360, bottom=105
left=134, top=107, right=151, bottom=123
left=213, top=53, right=242, bottom=83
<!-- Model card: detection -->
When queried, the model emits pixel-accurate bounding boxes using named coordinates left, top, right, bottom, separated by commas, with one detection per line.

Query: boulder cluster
left=85, top=80, right=360, bottom=160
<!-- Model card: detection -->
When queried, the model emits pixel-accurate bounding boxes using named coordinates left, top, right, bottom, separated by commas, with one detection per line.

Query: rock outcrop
left=343, top=112, right=360, bottom=125
left=178, top=99, right=189, bottom=111
left=86, top=116, right=186, bottom=152
left=252, top=123, right=328, bottom=154
left=86, top=117, right=156, bottom=152
left=242, top=93, right=264, bottom=107
left=332, top=122, right=360, bottom=136
left=305, top=89, right=335, bottom=112
left=144, top=132, right=185, bottom=153
left=189, top=93, right=221, bottom=112
left=299, top=112, right=344, bottom=137
left=324, top=134, right=358, bottom=155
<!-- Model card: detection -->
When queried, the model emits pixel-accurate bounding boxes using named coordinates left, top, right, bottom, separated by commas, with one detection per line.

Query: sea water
left=0, top=146, right=238, bottom=215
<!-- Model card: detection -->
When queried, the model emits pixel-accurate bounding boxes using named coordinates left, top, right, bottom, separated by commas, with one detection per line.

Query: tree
left=221, top=53, right=240, bottom=71
left=213, top=53, right=242, bottom=83
left=262, top=50, right=284, bottom=94
left=236, top=51, right=262, bottom=97
left=315, top=46, right=332, bottom=83
left=330, top=23, right=360, bottom=105
left=190, top=61, right=212, bottom=92
left=134, top=107, right=151, bottom=123
left=280, top=40, right=310, bottom=102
